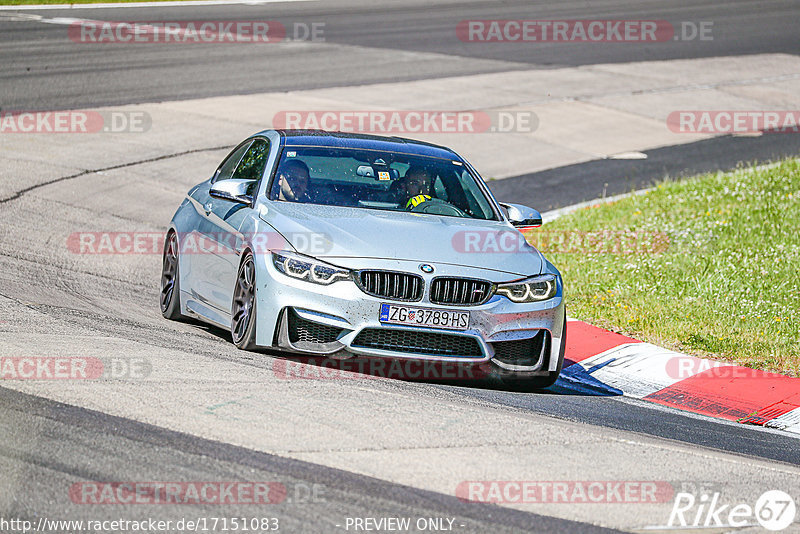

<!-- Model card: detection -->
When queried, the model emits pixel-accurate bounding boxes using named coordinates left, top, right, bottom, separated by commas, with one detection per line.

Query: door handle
left=204, top=202, right=213, bottom=215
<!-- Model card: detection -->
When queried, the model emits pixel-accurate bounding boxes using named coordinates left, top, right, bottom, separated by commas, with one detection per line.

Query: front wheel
left=231, top=253, right=259, bottom=350
left=160, top=231, right=186, bottom=321
left=512, top=370, right=561, bottom=390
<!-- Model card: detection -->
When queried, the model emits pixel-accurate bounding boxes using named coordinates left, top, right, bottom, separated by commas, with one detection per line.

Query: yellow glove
left=406, top=194, right=432, bottom=209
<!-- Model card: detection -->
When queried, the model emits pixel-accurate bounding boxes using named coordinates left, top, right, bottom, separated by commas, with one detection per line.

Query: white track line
left=765, top=408, right=800, bottom=434
left=0, top=0, right=313, bottom=11
left=540, top=160, right=784, bottom=224
left=541, top=187, right=654, bottom=224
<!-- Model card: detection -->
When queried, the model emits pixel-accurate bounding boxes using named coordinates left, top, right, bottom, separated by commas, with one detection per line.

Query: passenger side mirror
left=210, top=179, right=255, bottom=204
left=499, top=202, right=542, bottom=227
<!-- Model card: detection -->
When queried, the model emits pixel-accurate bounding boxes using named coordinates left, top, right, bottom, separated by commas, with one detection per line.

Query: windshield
left=268, top=146, right=498, bottom=220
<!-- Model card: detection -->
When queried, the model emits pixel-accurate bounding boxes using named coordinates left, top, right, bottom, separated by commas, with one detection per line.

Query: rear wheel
left=160, top=231, right=185, bottom=320
left=231, top=253, right=259, bottom=350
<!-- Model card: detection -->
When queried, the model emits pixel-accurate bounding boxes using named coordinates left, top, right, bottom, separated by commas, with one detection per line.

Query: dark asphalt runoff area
left=490, top=131, right=800, bottom=211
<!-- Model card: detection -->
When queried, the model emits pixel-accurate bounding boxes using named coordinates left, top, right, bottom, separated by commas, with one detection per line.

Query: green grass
left=529, top=158, right=800, bottom=376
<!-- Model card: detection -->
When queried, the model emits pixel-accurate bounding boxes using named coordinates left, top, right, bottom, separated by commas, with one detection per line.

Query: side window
left=454, top=169, right=494, bottom=219
left=232, top=138, right=270, bottom=182
left=433, top=175, right=449, bottom=201
left=214, top=141, right=252, bottom=182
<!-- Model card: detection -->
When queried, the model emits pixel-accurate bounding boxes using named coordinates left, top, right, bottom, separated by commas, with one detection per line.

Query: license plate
left=379, top=303, right=470, bottom=330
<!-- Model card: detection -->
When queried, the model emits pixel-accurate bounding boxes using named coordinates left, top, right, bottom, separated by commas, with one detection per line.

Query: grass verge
left=527, top=158, right=799, bottom=376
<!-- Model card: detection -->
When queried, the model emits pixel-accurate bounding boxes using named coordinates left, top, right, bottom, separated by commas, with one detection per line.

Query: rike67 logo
left=667, top=490, right=796, bottom=531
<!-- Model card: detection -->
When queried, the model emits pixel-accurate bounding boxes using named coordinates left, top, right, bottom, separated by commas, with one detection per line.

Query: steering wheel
left=407, top=196, right=467, bottom=217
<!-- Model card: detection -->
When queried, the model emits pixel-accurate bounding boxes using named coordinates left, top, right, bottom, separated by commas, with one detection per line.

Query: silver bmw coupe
left=161, top=130, right=566, bottom=387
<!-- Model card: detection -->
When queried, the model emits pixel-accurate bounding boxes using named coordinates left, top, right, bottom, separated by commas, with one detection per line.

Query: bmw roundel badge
left=419, top=264, right=435, bottom=274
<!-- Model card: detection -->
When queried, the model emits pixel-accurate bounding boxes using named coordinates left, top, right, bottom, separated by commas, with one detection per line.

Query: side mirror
left=499, top=202, right=542, bottom=227
left=210, top=179, right=255, bottom=204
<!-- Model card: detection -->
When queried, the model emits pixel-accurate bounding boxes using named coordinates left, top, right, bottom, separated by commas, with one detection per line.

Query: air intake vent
left=357, top=270, right=423, bottom=301
left=288, top=310, right=344, bottom=345
left=352, top=328, right=483, bottom=358
left=491, top=330, right=549, bottom=367
left=430, top=277, right=492, bottom=306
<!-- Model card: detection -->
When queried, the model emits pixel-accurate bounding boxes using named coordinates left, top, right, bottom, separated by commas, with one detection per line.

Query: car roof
left=272, top=129, right=461, bottom=160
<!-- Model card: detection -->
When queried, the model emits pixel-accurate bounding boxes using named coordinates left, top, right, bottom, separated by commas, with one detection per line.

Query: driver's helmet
left=406, top=194, right=432, bottom=209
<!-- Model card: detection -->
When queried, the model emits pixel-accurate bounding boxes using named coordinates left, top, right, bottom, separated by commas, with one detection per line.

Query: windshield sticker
left=287, top=151, right=296, bottom=157
left=378, top=171, right=391, bottom=181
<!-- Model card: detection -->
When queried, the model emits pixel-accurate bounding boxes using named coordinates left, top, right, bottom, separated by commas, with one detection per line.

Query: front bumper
left=254, top=255, right=565, bottom=374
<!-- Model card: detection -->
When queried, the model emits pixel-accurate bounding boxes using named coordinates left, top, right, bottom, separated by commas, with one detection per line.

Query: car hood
left=259, top=202, right=544, bottom=277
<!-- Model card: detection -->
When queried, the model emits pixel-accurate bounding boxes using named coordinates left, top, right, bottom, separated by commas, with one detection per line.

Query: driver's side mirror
left=499, top=202, right=542, bottom=227
left=210, top=179, right=255, bottom=204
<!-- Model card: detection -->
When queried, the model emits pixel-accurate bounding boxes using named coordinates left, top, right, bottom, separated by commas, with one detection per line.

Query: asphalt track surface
left=1, top=1, right=800, bottom=532
left=0, top=0, right=799, bottom=110
left=0, top=387, right=619, bottom=533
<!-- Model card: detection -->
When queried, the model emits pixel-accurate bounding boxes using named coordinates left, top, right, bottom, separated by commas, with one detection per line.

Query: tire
left=231, top=252, right=259, bottom=351
left=160, top=231, right=186, bottom=320
left=501, top=309, right=567, bottom=390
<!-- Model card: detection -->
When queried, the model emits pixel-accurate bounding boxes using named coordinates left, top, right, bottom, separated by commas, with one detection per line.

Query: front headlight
left=271, top=251, right=351, bottom=285
left=496, top=274, right=558, bottom=303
